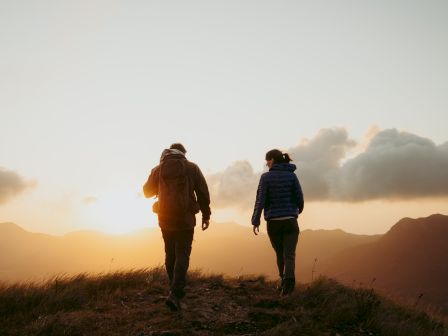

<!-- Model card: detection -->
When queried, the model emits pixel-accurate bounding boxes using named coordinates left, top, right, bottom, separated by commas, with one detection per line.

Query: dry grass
left=0, top=269, right=446, bottom=336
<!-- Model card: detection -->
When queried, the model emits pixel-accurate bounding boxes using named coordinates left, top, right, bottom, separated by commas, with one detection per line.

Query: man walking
left=143, top=143, right=211, bottom=311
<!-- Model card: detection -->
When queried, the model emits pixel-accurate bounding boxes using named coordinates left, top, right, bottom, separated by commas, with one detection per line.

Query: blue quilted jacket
left=251, top=163, right=304, bottom=226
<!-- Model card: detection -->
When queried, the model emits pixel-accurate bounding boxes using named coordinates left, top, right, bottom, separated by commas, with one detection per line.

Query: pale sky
left=1, top=0, right=447, bottom=235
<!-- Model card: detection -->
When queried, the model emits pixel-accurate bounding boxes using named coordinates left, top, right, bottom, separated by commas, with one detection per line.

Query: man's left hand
left=202, top=219, right=210, bottom=231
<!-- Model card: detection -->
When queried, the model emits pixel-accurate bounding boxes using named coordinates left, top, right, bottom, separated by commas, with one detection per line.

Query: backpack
left=156, top=156, right=192, bottom=218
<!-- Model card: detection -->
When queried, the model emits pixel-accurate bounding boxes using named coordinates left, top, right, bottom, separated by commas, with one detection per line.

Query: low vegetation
left=0, top=268, right=446, bottom=335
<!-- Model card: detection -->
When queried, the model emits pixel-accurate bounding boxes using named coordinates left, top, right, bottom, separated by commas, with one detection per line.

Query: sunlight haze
left=1, top=0, right=447, bottom=235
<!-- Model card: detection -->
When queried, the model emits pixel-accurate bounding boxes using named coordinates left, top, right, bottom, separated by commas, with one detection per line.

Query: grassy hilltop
left=0, top=268, right=446, bottom=336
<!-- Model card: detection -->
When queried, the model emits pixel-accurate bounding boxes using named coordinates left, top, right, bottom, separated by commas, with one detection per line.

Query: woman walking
left=251, top=149, right=304, bottom=295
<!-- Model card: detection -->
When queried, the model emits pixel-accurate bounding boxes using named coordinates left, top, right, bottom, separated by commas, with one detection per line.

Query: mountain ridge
left=316, top=214, right=448, bottom=315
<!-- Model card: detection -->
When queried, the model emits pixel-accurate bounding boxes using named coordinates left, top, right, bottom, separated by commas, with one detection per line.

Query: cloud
left=207, top=128, right=448, bottom=207
left=208, top=161, right=260, bottom=209
left=286, top=128, right=356, bottom=200
left=207, top=128, right=355, bottom=207
left=332, top=129, right=448, bottom=201
left=0, top=167, right=35, bottom=205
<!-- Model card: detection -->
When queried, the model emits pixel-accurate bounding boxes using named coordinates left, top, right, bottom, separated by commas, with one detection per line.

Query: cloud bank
left=208, top=128, right=448, bottom=207
left=287, top=128, right=356, bottom=200
left=208, top=161, right=260, bottom=209
left=332, top=129, right=448, bottom=201
left=0, top=167, right=34, bottom=205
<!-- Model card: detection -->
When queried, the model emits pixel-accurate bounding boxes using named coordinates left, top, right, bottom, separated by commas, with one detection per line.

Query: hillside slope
left=0, top=269, right=446, bottom=336
left=318, top=214, right=448, bottom=315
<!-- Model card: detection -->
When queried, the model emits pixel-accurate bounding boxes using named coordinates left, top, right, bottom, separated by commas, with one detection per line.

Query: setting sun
left=80, top=189, right=157, bottom=234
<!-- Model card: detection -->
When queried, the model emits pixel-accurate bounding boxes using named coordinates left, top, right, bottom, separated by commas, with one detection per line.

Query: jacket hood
left=160, top=148, right=186, bottom=162
left=270, top=163, right=297, bottom=172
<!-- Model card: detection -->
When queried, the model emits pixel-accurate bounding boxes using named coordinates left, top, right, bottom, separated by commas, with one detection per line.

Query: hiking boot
left=281, top=278, right=295, bottom=296
left=276, top=278, right=284, bottom=292
left=165, top=292, right=181, bottom=311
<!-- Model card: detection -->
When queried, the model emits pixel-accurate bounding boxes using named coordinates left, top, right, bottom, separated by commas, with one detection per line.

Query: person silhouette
left=251, top=149, right=304, bottom=295
left=143, top=143, right=211, bottom=310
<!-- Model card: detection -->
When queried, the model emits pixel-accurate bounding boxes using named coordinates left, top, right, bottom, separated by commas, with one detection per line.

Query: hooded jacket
left=143, top=149, right=211, bottom=230
left=251, top=163, right=304, bottom=226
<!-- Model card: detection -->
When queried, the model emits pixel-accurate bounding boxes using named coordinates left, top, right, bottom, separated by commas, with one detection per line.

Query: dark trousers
left=267, top=218, right=299, bottom=281
left=161, top=229, right=194, bottom=299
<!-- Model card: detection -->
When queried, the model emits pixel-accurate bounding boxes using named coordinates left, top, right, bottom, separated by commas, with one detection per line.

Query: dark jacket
left=251, top=163, right=304, bottom=226
left=143, top=150, right=211, bottom=230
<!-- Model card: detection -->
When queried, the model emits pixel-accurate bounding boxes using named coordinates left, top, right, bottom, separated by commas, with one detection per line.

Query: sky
left=1, top=0, right=447, bottom=235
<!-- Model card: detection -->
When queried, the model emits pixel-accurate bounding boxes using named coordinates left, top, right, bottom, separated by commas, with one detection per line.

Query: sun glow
left=80, top=189, right=157, bottom=234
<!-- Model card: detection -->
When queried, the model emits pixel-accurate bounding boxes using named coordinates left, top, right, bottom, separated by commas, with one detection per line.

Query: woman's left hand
left=253, top=225, right=259, bottom=236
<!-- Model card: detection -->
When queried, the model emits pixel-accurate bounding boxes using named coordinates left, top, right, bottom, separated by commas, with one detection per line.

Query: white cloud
left=208, top=161, right=260, bottom=209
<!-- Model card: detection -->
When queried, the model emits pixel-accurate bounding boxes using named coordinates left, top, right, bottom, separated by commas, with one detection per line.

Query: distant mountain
left=0, top=221, right=375, bottom=283
left=296, top=228, right=380, bottom=281
left=317, top=214, right=448, bottom=314
left=194, top=225, right=380, bottom=279
left=0, top=222, right=164, bottom=282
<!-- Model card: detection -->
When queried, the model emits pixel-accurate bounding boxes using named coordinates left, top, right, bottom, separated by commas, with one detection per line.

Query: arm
left=193, top=164, right=211, bottom=222
left=142, top=166, right=159, bottom=198
left=293, top=175, right=304, bottom=214
left=251, top=174, right=267, bottom=227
